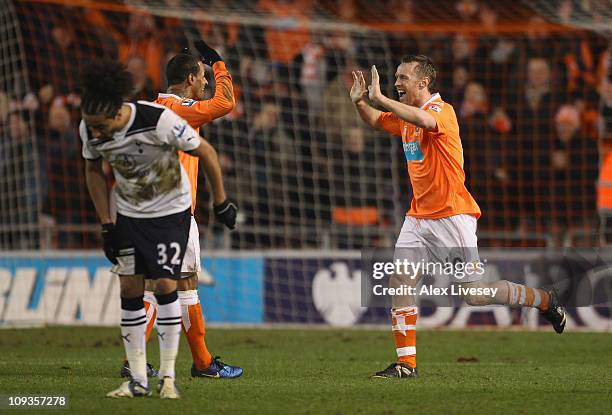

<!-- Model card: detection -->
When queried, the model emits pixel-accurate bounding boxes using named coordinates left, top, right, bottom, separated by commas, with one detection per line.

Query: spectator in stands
left=524, top=57, right=556, bottom=131
left=297, top=33, right=327, bottom=123
left=474, top=4, right=520, bottom=96
left=336, top=0, right=358, bottom=22
left=25, top=14, right=92, bottom=107
left=0, top=110, right=41, bottom=248
left=245, top=101, right=285, bottom=246
left=323, top=66, right=362, bottom=139
left=43, top=100, right=75, bottom=217
left=6, top=110, right=29, bottom=141
left=48, top=24, right=80, bottom=94
left=509, top=57, right=558, bottom=232
left=332, top=126, right=378, bottom=207
left=455, top=0, right=479, bottom=22
left=459, top=82, right=487, bottom=119
left=460, top=82, right=509, bottom=229
left=550, top=104, right=598, bottom=243
left=524, top=16, right=553, bottom=58
left=441, top=34, right=478, bottom=90
left=126, top=55, right=155, bottom=101
left=119, top=12, right=163, bottom=89
left=451, top=34, right=476, bottom=66
left=330, top=126, right=381, bottom=248
left=257, top=0, right=314, bottom=84
left=449, top=65, right=469, bottom=104
left=384, top=0, right=423, bottom=60
left=324, top=29, right=357, bottom=82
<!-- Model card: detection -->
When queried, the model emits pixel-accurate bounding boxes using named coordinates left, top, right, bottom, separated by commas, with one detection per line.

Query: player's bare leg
left=460, top=280, right=566, bottom=333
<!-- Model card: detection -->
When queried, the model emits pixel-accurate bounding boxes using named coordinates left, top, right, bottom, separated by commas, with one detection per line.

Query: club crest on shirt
left=110, top=154, right=137, bottom=171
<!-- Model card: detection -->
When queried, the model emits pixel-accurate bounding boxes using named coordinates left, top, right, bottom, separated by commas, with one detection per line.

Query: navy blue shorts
left=114, top=208, right=190, bottom=280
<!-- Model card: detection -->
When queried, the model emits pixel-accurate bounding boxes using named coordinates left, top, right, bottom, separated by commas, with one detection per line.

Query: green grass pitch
left=0, top=327, right=610, bottom=414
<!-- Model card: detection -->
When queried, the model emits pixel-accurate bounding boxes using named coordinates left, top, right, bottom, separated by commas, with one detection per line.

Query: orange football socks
left=143, top=291, right=157, bottom=341
left=507, top=282, right=550, bottom=311
left=391, top=306, right=418, bottom=368
left=178, top=290, right=213, bottom=370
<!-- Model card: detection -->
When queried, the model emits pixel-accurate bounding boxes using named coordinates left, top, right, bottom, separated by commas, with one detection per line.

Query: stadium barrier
left=1, top=250, right=610, bottom=331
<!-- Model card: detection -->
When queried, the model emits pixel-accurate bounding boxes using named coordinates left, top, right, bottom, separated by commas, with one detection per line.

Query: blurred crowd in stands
left=0, top=0, right=610, bottom=249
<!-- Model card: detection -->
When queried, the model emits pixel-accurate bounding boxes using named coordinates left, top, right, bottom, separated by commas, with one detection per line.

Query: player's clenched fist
left=350, top=70, right=367, bottom=103
left=194, top=40, right=222, bottom=66
left=214, top=199, right=238, bottom=230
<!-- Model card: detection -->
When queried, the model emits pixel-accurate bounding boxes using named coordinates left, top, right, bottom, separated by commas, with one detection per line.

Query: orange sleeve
left=425, top=104, right=455, bottom=135
left=377, top=112, right=402, bottom=136
left=172, top=61, right=235, bottom=127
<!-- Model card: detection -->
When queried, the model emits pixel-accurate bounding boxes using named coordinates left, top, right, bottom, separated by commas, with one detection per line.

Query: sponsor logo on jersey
left=181, top=99, right=196, bottom=107
left=429, top=104, right=442, bottom=112
left=403, top=141, right=424, bottom=161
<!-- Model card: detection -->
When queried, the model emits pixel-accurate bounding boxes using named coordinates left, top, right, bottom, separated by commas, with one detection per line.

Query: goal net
left=0, top=0, right=611, bottom=328
left=0, top=0, right=42, bottom=249
left=0, top=0, right=609, bottom=251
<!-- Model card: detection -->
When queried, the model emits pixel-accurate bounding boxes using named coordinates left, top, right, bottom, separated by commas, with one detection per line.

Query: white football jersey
left=80, top=101, right=200, bottom=218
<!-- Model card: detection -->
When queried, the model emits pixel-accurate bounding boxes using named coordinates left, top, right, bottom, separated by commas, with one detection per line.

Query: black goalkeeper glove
left=194, top=40, right=222, bottom=66
left=214, top=199, right=238, bottom=230
left=101, top=223, right=118, bottom=265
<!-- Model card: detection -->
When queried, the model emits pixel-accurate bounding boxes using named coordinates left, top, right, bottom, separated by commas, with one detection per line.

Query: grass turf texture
left=0, top=328, right=610, bottom=414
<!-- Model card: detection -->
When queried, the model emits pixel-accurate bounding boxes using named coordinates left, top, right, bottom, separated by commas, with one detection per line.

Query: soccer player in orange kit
left=121, top=40, right=243, bottom=379
left=350, top=55, right=566, bottom=379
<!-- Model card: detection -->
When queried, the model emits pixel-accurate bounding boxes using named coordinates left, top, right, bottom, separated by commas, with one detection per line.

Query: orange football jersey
left=154, top=61, right=234, bottom=211
left=377, top=93, right=481, bottom=219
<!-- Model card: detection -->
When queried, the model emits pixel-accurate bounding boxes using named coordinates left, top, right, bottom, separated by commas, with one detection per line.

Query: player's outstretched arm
left=368, top=65, right=436, bottom=130
left=191, top=40, right=235, bottom=124
left=85, top=158, right=112, bottom=224
left=351, top=70, right=382, bottom=129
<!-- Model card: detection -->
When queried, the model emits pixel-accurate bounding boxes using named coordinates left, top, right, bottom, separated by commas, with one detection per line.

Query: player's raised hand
left=194, top=40, right=222, bottom=66
left=368, top=65, right=382, bottom=103
left=350, top=70, right=367, bottom=103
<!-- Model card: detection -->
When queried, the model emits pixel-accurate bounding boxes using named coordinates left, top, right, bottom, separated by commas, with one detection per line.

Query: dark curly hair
left=80, top=59, right=133, bottom=117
